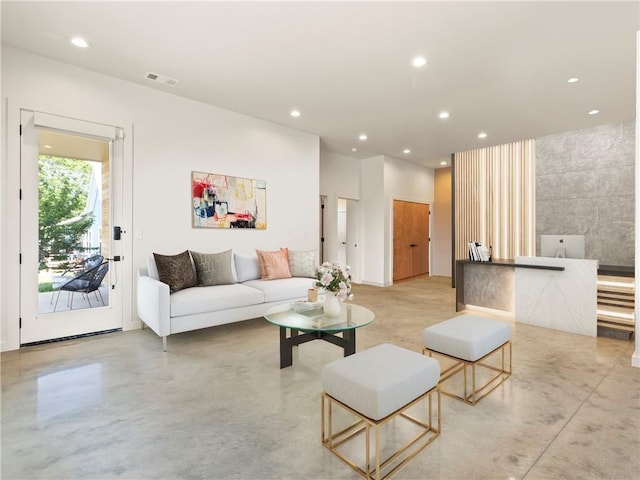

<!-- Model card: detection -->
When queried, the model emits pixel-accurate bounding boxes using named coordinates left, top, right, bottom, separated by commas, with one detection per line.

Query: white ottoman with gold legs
left=321, top=343, right=441, bottom=480
left=422, top=314, right=512, bottom=405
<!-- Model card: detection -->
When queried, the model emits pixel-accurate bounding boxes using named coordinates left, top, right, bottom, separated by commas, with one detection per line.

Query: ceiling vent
left=144, top=72, right=179, bottom=87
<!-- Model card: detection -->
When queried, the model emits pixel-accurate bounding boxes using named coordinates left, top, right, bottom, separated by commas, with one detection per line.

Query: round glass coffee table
left=264, top=301, right=374, bottom=368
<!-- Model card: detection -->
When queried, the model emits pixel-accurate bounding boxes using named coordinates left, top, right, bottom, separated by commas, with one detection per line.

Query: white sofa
left=137, top=251, right=315, bottom=350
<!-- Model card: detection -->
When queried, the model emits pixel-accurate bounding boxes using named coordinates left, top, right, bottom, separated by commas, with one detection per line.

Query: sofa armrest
left=137, top=269, right=171, bottom=340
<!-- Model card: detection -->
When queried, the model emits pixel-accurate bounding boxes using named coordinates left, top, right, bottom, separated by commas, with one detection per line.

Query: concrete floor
left=2, top=275, right=638, bottom=479
left=38, top=286, right=110, bottom=314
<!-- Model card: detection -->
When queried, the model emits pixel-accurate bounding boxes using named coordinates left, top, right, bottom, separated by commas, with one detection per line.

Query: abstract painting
left=192, top=171, right=266, bottom=229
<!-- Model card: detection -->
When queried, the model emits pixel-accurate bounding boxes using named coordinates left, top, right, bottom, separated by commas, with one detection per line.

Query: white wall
left=360, top=156, right=386, bottom=285
left=1, top=47, right=319, bottom=352
left=319, top=150, right=361, bottom=200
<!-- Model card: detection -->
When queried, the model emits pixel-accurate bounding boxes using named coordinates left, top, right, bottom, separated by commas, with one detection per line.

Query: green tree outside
left=38, top=155, right=94, bottom=268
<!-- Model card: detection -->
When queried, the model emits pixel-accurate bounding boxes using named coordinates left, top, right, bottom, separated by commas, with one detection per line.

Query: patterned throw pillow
left=153, top=250, right=197, bottom=293
left=287, top=249, right=317, bottom=278
left=256, top=248, right=292, bottom=280
left=190, top=250, right=235, bottom=286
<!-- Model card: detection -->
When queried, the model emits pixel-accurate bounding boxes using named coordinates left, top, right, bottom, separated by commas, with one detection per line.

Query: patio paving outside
left=38, top=269, right=110, bottom=314
left=38, top=287, right=110, bottom=314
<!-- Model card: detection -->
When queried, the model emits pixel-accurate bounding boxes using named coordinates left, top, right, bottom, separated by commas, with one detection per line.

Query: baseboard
left=632, top=350, right=640, bottom=368
left=359, top=280, right=390, bottom=287
left=462, top=305, right=514, bottom=320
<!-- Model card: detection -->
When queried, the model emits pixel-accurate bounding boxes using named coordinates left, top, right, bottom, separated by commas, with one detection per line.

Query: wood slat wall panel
left=454, top=140, right=535, bottom=261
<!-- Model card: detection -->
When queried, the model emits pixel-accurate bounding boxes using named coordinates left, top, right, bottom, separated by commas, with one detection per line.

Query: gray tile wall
left=536, top=121, right=635, bottom=266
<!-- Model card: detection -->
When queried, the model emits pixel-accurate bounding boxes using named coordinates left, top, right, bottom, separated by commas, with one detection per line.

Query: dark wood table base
left=279, top=327, right=356, bottom=368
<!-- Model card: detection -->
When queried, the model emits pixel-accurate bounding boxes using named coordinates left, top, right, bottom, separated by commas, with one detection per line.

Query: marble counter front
left=456, top=257, right=598, bottom=337
left=455, top=259, right=563, bottom=313
left=514, top=256, right=598, bottom=337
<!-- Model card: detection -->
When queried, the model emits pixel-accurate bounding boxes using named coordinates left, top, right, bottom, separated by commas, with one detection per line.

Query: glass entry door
left=20, top=110, right=124, bottom=344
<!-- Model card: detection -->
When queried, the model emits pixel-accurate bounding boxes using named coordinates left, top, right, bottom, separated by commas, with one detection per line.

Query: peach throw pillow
left=256, top=248, right=292, bottom=280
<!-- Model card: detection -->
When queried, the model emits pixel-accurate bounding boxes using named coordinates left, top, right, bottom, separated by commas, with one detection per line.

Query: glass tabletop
left=264, top=301, right=374, bottom=332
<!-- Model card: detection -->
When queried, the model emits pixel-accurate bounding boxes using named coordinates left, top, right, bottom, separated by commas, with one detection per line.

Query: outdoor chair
left=51, top=255, right=104, bottom=305
left=53, top=261, right=109, bottom=311
left=61, top=254, right=104, bottom=276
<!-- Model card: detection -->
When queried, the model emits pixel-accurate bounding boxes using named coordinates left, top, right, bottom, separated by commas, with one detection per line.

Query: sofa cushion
left=288, top=249, right=317, bottom=278
left=256, top=248, right=292, bottom=280
left=190, top=249, right=236, bottom=286
left=234, top=253, right=261, bottom=282
left=153, top=250, right=196, bottom=293
left=170, top=284, right=264, bottom=317
left=243, top=277, right=312, bottom=303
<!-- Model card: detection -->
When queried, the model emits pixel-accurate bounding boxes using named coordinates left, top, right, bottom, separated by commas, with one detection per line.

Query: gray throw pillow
left=190, top=249, right=235, bottom=286
left=153, top=250, right=197, bottom=293
left=234, top=253, right=261, bottom=282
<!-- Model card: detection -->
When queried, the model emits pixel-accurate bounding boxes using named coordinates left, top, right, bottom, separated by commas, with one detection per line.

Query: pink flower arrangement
left=315, top=261, right=353, bottom=301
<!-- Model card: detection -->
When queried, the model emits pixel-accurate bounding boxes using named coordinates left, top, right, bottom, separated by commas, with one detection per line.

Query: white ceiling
left=2, top=1, right=638, bottom=169
left=39, top=130, right=109, bottom=163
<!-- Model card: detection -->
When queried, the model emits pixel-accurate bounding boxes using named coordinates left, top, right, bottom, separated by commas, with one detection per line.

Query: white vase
left=323, top=291, right=341, bottom=317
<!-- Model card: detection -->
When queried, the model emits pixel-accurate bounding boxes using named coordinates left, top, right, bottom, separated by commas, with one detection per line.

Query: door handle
left=410, top=243, right=417, bottom=247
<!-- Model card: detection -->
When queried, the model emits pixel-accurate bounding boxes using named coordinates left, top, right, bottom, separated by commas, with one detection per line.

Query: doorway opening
left=337, top=198, right=361, bottom=283
left=320, top=195, right=326, bottom=263
left=37, top=131, right=111, bottom=314
left=20, top=110, right=124, bottom=345
left=337, top=198, right=348, bottom=266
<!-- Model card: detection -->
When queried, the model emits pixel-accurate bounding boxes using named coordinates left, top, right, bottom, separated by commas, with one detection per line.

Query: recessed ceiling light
left=290, top=109, right=301, bottom=118
left=439, top=111, right=450, bottom=119
left=567, top=77, right=579, bottom=84
left=352, top=148, right=358, bottom=153
left=411, top=56, right=427, bottom=68
left=588, top=109, right=599, bottom=115
left=403, top=149, right=411, bottom=154
left=440, top=161, right=448, bottom=166
left=358, top=134, right=368, bottom=141
left=43, top=144, right=53, bottom=149
left=478, top=132, right=488, bottom=139
left=70, top=37, right=90, bottom=48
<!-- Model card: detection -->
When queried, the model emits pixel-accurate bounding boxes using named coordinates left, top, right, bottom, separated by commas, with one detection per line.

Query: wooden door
left=412, top=202, right=429, bottom=275
left=393, top=200, right=413, bottom=280
left=393, top=200, right=429, bottom=281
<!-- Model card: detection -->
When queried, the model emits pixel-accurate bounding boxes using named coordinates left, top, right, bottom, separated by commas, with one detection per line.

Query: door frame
left=2, top=98, right=134, bottom=351
left=20, top=110, right=126, bottom=344
left=337, top=198, right=348, bottom=266
left=335, top=196, right=362, bottom=284
left=345, top=198, right=362, bottom=283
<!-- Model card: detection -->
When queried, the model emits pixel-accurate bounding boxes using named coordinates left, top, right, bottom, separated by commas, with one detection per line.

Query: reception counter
left=456, top=257, right=598, bottom=337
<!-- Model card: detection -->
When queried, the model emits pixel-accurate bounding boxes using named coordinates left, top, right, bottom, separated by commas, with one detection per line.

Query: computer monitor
left=540, top=235, right=585, bottom=259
